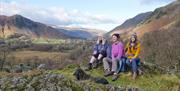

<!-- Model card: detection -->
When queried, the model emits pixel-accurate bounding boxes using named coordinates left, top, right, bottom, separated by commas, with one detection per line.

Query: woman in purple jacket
left=103, top=33, right=125, bottom=81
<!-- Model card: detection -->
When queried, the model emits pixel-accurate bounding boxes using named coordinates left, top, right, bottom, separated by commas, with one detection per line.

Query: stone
left=73, top=68, right=91, bottom=80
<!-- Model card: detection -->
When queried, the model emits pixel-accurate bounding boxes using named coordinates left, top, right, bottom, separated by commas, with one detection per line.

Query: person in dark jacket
left=85, top=35, right=109, bottom=71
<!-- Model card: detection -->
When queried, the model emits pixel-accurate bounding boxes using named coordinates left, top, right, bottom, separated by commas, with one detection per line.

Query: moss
left=50, top=65, right=180, bottom=91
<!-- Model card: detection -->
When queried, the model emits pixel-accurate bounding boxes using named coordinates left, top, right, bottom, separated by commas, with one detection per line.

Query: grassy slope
left=51, top=65, right=180, bottom=91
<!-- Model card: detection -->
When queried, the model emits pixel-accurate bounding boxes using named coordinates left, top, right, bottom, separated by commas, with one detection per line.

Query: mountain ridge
left=0, top=14, right=104, bottom=39
left=107, top=0, right=180, bottom=39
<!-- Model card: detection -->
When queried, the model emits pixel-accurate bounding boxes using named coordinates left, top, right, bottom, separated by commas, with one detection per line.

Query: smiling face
left=130, top=36, right=137, bottom=43
left=112, top=35, right=118, bottom=43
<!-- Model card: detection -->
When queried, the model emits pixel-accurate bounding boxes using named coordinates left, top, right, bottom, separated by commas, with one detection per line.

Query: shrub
left=141, top=25, right=180, bottom=70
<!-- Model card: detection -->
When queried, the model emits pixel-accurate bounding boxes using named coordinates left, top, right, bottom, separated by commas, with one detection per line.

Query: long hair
left=128, top=34, right=138, bottom=52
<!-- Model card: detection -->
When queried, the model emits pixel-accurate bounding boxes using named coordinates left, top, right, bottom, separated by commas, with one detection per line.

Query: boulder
left=73, top=68, right=109, bottom=85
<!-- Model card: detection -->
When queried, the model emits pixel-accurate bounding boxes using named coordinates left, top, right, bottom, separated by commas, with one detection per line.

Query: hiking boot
left=85, top=63, right=92, bottom=71
left=112, top=74, right=119, bottom=81
left=132, top=72, right=137, bottom=80
left=104, top=71, right=114, bottom=77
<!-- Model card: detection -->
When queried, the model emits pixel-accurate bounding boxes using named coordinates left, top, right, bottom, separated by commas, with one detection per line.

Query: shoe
left=112, top=74, right=119, bottom=81
left=104, top=71, right=114, bottom=77
left=132, top=72, right=137, bottom=80
left=85, top=63, right=92, bottom=71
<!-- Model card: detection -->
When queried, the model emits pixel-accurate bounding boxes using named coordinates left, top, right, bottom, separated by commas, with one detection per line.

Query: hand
left=130, top=59, right=132, bottom=62
left=125, top=53, right=134, bottom=57
left=93, top=51, right=97, bottom=55
left=129, top=54, right=134, bottom=56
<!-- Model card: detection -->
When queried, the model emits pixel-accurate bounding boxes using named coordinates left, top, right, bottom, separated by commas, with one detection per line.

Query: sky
left=0, top=0, right=175, bottom=31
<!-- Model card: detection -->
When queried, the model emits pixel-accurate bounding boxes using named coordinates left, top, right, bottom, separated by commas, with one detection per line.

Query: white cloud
left=140, top=0, right=174, bottom=4
left=0, top=1, right=120, bottom=31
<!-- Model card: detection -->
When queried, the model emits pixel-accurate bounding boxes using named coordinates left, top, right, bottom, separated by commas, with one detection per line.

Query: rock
left=25, top=85, right=35, bottom=91
left=23, top=65, right=33, bottom=72
left=37, top=64, right=46, bottom=70
left=73, top=68, right=109, bottom=85
left=94, top=77, right=109, bottom=85
left=1, top=67, right=11, bottom=73
left=13, top=66, right=23, bottom=73
left=73, top=68, right=91, bottom=80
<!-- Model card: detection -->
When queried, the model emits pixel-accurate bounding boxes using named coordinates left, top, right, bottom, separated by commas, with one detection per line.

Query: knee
left=132, top=60, right=137, bottom=64
left=112, top=60, right=118, bottom=64
left=113, top=58, right=119, bottom=62
left=132, top=60, right=138, bottom=67
left=121, top=58, right=126, bottom=63
left=91, top=56, right=96, bottom=60
left=103, top=58, right=107, bottom=62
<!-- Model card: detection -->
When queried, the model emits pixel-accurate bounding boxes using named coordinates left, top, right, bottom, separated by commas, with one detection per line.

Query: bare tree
left=0, top=24, right=11, bottom=71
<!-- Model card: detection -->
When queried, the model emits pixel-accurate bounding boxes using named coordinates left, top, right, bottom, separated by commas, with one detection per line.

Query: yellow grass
left=0, top=69, right=43, bottom=78
left=9, top=51, right=69, bottom=63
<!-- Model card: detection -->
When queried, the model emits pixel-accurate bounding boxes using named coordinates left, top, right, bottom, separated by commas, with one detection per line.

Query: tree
left=0, top=24, right=11, bottom=71
left=0, top=44, right=10, bottom=70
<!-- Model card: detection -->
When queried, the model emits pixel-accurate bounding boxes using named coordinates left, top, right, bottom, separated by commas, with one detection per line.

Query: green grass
left=50, top=65, right=180, bottom=91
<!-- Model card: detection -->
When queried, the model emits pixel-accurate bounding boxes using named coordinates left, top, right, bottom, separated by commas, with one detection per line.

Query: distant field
left=8, top=51, right=69, bottom=64
left=32, top=38, right=66, bottom=44
left=32, top=38, right=85, bottom=44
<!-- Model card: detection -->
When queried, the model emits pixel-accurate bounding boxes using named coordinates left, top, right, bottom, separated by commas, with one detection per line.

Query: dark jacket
left=93, top=40, right=109, bottom=57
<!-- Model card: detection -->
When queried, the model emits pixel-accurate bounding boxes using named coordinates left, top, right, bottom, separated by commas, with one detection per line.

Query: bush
left=141, top=25, right=180, bottom=70
left=30, top=44, right=54, bottom=51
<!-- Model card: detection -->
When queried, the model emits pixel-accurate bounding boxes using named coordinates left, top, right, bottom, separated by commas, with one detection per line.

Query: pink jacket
left=111, top=42, right=124, bottom=60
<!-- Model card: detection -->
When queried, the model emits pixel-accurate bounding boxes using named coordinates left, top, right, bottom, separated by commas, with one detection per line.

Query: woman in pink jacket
left=104, top=33, right=124, bottom=81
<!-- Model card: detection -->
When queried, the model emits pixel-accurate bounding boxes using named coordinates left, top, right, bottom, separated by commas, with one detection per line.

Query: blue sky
left=0, top=0, right=174, bottom=31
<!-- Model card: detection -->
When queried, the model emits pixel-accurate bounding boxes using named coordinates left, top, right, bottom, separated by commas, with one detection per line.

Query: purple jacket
left=111, top=42, right=124, bottom=60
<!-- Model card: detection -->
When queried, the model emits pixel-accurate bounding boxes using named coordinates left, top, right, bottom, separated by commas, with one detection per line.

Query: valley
left=0, top=0, right=180, bottom=91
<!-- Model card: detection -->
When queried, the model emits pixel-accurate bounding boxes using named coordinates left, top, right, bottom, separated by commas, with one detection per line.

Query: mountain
left=110, top=12, right=152, bottom=32
left=107, top=0, right=180, bottom=38
left=0, top=15, right=104, bottom=39
left=132, top=0, right=180, bottom=37
left=0, top=15, right=72, bottom=39
left=106, top=12, right=152, bottom=37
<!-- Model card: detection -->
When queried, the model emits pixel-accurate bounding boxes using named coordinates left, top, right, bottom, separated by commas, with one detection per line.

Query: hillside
left=107, top=12, right=152, bottom=36
left=133, top=0, right=180, bottom=37
left=0, top=15, right=71, bottom=39
left=107, top=0, right=180, bottom=38
left=0, top=64, right=180, bottom=91
left=0, top=15, right=104, bottom=39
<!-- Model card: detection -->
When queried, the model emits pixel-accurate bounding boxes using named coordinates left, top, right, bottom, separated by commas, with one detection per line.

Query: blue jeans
left=125, top=57, right=140, bottom=73
left=116, top=57, right=126, bottom=73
